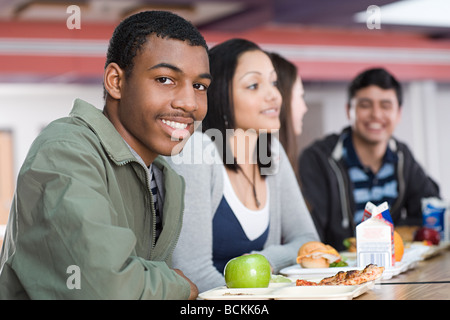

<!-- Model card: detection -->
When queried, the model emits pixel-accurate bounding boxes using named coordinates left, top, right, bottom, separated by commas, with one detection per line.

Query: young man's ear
left=346, top=102, right=352, bottom=120
left=394, top=104, right=403, bottom=125
left=104, top=63, right=124, bottom=100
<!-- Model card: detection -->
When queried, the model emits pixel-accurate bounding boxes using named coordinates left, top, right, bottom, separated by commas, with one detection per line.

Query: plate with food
left=276, top=264, right=384, bottom=300
left=281, top=238, right=429, bottom=280
left=279, top=241, right=357, bottom=279
left=199, top=265, right=383, bottom=300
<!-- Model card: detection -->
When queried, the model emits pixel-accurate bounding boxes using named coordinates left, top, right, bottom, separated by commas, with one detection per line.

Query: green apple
left=224, top=254, right=271, bottom=288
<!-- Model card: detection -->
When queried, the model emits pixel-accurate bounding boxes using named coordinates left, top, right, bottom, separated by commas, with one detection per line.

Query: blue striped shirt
left=149, top=165, right=162, bottom=242
left=342, top=133, right=398, bottom=224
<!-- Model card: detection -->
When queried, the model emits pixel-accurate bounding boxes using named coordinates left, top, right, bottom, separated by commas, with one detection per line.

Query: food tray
left=280, top=245, right=427, bottom=280
left=410, top=241, right=450, bottom=259
left=198, top=281, right=375, bottom=300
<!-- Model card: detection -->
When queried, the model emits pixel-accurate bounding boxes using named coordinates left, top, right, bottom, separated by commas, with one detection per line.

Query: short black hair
left=348, top=67, right=403, bottom=106
left=104, top=10, right=208, bottom=97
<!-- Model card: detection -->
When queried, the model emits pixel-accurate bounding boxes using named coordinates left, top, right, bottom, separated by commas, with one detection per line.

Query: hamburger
left=296, top=241, right=341, bottom=268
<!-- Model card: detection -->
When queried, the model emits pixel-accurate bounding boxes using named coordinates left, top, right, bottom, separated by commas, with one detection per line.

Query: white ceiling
left=0, top=0, right=449, bottom=37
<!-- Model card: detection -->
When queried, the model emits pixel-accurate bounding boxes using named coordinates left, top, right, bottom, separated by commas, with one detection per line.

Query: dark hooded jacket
left=298, top=127, right=440, bottom=251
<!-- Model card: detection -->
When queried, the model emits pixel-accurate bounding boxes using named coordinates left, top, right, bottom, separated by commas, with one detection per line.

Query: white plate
left=198, top=281, right=374, bottom=300
left=279, top=261, right=412, bottom=280
left=273, top=282, right=374, bottom=300
left=279, top=264, right=359, bottom=280
left=280, top=246, right=426, bottom=280
left=198, top=286, right=277, bottom=300
left=410, top=241, right=450, bottom=259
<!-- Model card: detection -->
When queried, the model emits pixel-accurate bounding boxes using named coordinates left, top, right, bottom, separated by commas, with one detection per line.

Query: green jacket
left=0, top=99, right=190, bottom=299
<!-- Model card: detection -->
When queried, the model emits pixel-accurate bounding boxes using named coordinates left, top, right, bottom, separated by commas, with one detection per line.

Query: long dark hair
left=202, top=38, right=273, bottom=173
left=268, top=52, right=299, bottom=177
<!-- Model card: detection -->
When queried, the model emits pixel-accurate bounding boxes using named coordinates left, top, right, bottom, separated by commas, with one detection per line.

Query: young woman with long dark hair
left=168, top=38, right=319, bottom=292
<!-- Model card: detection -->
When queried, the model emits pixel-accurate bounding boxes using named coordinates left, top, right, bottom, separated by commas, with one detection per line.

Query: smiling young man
left=0, top=11, right=211, bottom=299
left=298, top=68, right=440, bottom=250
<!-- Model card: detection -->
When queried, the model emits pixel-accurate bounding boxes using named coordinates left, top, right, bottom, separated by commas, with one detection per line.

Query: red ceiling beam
left=1, top=21, right=450, bottom=82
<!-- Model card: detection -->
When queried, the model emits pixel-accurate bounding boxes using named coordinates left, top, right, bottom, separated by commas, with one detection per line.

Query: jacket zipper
left=390, top=150, right=405, bottom=217
left=165, top=179, right=185, bottom=264
left=328, top=157, right=354, bottom=230
left=142, top=163, right=157, bottom=259
left=115, top=157, right=155, bottom=259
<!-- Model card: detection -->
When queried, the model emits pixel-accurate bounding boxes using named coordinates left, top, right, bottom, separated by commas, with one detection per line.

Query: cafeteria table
left=356, top=247, right=450, bottom=299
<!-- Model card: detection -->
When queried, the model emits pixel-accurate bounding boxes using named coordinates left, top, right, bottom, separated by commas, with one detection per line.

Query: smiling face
left=347, top=85, right=402, bottom=146
left=104, top=35, right=211, bottom=165
left=231, top=50, right=282, bottom=133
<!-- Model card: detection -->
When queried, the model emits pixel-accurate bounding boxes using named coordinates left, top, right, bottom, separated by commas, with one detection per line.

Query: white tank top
left=222, top=166, right=270, bottom=241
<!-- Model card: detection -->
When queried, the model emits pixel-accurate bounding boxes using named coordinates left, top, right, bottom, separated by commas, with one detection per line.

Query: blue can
left=422, top=198, right=446, bottom=239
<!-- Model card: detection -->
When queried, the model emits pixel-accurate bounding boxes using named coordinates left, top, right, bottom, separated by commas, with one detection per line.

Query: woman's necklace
left=237, top=165, right=261, bottom=208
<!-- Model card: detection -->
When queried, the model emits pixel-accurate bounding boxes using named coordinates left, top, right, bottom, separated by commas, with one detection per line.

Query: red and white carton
left=357, top=201, right=394, bottom=268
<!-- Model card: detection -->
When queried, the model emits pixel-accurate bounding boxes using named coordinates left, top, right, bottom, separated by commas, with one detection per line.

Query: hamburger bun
left=296, top=241, right=340, bottom=268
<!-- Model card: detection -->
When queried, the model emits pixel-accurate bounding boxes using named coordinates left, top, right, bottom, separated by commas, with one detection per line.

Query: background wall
left=0, top=83, right=103, bottom=173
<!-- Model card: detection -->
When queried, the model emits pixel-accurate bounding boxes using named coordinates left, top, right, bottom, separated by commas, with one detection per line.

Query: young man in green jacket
left=0, top=11, right=211, bottom=299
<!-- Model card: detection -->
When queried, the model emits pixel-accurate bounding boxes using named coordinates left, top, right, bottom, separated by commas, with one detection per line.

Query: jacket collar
left=69, top=98, right=136, bottom=165
left=331, top=127, right=349, bottom=161
left=331, top=126, right=398, bottom=163
left=69, top=99, right=179, bottom=176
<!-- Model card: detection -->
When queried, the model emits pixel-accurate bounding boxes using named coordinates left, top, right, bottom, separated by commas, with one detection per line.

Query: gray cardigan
left=166, top=132, right=319, bottom=292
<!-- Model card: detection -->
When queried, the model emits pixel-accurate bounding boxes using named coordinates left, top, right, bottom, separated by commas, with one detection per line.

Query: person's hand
left=174, top=269, right=199, bottom=300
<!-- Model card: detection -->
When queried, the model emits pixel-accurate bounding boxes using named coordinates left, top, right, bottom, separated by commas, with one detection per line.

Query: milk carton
left=356, top=202, right=394, bottom=268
